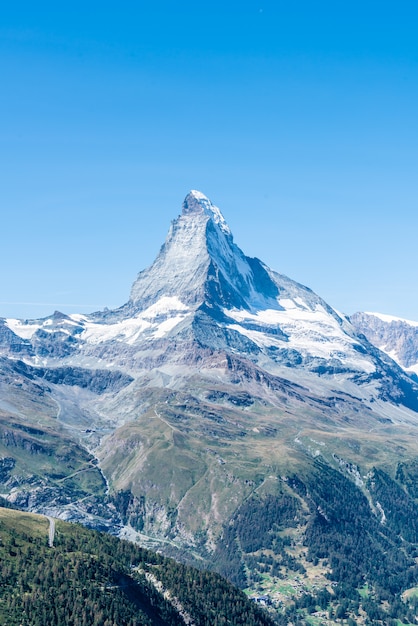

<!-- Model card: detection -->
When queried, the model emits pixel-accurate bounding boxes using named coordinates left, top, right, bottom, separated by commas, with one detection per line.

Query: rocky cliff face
left=351, top=311, right=418, bottom=378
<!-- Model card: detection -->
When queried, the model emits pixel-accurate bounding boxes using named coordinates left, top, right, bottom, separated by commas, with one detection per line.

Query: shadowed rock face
left=0, top=320, right=33, bottom=355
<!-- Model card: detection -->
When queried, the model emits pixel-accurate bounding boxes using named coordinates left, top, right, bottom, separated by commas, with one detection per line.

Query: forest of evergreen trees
left=4, top=454, right=418, bottom=625
left=212, top=460, right=418, bottom=624
left=0, top=508, right=274, bottom=626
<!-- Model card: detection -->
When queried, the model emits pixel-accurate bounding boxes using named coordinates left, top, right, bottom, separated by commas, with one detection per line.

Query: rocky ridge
left=351, top=311, right=418, bottom=379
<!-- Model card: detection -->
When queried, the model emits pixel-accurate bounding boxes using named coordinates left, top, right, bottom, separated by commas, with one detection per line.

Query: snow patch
left=69, top=313, right=90, bottom=323
left=365, top=312, right=418, bottom=327
left=226, top=305, right=375, bottom=373
left=81, top=297, right=191, bottom=345
left=142, top=296, right=189, bottom=319
left=5, top=318, right=42, bottom=340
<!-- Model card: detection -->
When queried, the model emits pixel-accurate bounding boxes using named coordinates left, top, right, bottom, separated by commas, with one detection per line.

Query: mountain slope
left=0, top=506, right=274, bottom=626
left=1, top=191, right=418, bottom=621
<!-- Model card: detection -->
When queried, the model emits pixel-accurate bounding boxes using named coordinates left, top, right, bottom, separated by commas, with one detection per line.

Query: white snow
left=81, top=316, right=152, bottom=345
left=279, top=297, right=310, bottom=311
left=152, top=316, right=188, bottom=338
left=141, top=296, right=189, bottom=319
left=385, top=348, right=418, bottom=375
left=6, top=297, right=191, bottom=346
left=226, top=302, right=375, bottom=373
left=189, top=190, right=231, bottom=235
left=189, top=190, right=207, bottom=200
left=365, top=312, right=418, bottom=327
left=6, top=315, right=82, bottom=340
left=69, top=313, right=90, bottom=323
left=81, top=297, right=191, bottom=345
left=5, top=318, right=42, bottom=340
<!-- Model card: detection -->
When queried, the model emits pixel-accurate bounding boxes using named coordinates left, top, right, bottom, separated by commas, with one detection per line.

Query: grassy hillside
left=0, top=396, right=111, bottom=528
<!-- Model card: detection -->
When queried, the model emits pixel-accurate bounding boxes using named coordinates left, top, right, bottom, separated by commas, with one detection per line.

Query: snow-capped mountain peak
left=129, top=190, right=278, bottom=312
left=2, top=191, right=418, bottom=415
left=182, top=190, right=231, bottom=235
left=2, top=190, right=418, bottom=598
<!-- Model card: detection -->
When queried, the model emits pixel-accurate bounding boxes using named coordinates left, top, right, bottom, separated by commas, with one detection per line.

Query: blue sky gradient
left=1, top=1, right=417, bottom=320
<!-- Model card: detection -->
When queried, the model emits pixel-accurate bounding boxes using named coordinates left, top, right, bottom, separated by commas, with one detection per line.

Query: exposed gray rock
left=351, top=311, right=418, bottom=370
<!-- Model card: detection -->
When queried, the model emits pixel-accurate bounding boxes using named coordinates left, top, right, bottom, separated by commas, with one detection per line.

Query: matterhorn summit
left=129, top=189, right=280, bottom=313
left=118, top=190, right=415, bottom=404
left=181, top=189, right=231, bottom=234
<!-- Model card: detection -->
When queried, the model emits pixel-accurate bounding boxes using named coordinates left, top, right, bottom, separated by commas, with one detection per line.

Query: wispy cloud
left=0, top=301, right=113, bottom=308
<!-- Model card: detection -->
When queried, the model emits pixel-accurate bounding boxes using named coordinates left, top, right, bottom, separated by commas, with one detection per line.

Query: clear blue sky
left=1, top=1, right=417, bottom=320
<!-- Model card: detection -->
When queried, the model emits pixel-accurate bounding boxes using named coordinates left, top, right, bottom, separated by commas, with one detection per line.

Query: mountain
left=351, top=311, right=418, bottom=380
left=1, top=190, right=418, bottom=622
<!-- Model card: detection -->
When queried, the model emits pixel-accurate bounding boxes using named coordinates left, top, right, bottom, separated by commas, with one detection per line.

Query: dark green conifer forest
left=0, top=508, right=274, bottom=626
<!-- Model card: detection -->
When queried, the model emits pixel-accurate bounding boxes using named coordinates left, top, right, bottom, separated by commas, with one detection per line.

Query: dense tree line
left=368, top=466, right=418, bottom=543
left=155, top=561, right=275, bottom=626
left=284, top=460, right=418, bottom=623
left=4, top=451, right=418, bottom=625
left=213, top=459, right=418, bottom=624
left=288, top=460, right=418, bottom=595
left=396, top=458, right=418, bottom=498
left=0, top=509, right=274, bottom=626
left=110, top=489, right=146, bottom=531
left=213, top=492, right=304, bottom=587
